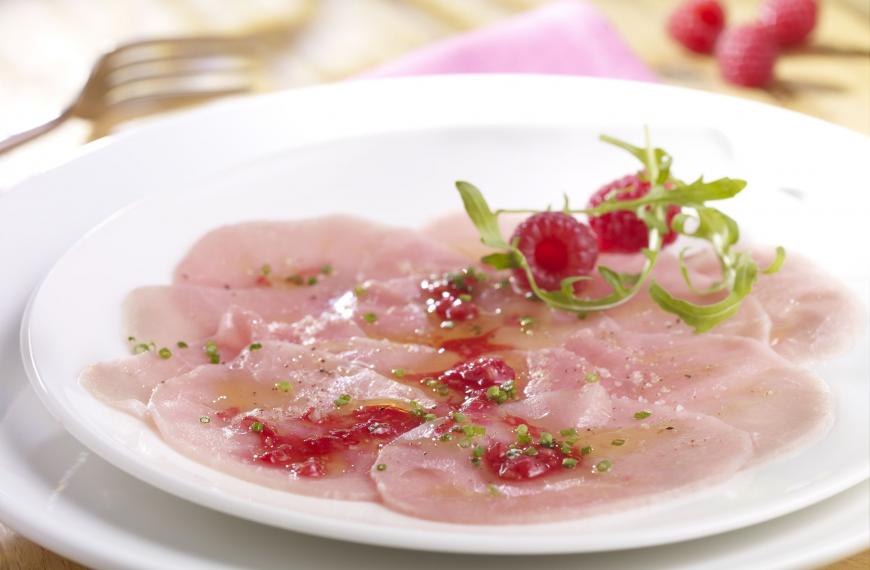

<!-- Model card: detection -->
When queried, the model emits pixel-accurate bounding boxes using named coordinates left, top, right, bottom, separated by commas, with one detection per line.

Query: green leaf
left=648, top=254, right=758, bottom=332
left=481, top=252, right=519, bottom=270
left=762, top=246, right=786, bottom=274
left=599, top=133, right=672, bottom=184
left=455, top=181, right=508, bottom=249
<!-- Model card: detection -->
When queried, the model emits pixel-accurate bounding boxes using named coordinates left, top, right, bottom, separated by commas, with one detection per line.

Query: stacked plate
left=1, top=76, right=867, bottom=569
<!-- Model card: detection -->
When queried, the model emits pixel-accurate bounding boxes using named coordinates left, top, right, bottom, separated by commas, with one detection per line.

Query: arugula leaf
left=763, top=246, right=787, bottom=274
left=649, top=254, right=758, bottom=332
left=481, top=252, right=519, bottom=270
left=456, top=181, right=508, bottom=249
left=599, top=133, right=672, bottom=184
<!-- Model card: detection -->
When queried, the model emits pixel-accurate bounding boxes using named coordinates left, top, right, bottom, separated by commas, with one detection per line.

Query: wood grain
left=0, top=0, right=867, bottom=568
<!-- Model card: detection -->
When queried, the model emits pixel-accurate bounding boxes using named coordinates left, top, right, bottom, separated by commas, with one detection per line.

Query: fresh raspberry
left=759, top=0, right=817, bottom=47
left=667, top=0, right=727, bottom=54
left=510, top=212, right=598, bottom=292
left=715, top=24, right=779, bottom=87
left=587, top=174, right=679, bottom=253
left=439, top=356, right=515, bottom=394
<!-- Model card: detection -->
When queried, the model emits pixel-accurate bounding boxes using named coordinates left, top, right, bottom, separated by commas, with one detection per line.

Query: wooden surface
left=1, top=0, right=868, bottom=568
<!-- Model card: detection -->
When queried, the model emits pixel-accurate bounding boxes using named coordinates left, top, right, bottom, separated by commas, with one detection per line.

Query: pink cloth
left=362, top=1, right=655, bottom=82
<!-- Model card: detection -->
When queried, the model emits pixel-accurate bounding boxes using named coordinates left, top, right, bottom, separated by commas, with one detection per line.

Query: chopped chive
left=523, top=446, right=538, bottom=456
left=250, top=421, right=265, bottom=433
left=286, top=274, right=305, bottom=285
left=260, top=263, right=271, bottom=276
left=472, top=446, right=485, bottom=458
left=353, top=284, right=367, bottom=297
left=307, top=276, right=318, bottom=286
left=127, top=336, right=135, bottom=342
left=436, top=384, right=450, bottom=396
left=176, top=341, right=189, bottom=349
left=458, top=293, right=473, bottom=303
left=423, top=413, right=437, bottom=422
left=391, top=368, right=405, bottom=379
left=487, top=484, right=502, bottom=497
left=132, top=343, right=151, bottom=355
left=634, top=410, right=652, bottom=420
left=581, top=446, right=593, bottom=456
left=199, top=416, right=210, bottom=424
left=439, top=433, right=453, bottom=442
left=516, top=424, right=531, bottom=445
left=562, top=458, right=578, bottom=469
left=596, top=459, right=612, bottom=473
left=450, top=412, right=467, bottom=423
left=158, top=347, right=172, bottom=359
left=274, top=381, right=293, bottom=393
left=334, top=394, right=352, bottom=408
left=376, top=463, right=387, bottom=471
left=204, top=340, right=220, bottom=364
left=560, top=428, right=578, bottom=437
left=321, top=264, right=333, bottom=275
left=362, top=312, right=378, bottom=324
left=249, top=342, right=263, bottom=351
left=611, top=438, right=626, bottom=446
left=440, top=320, right=455, bottom=329
left=539, top=432, right=554, bottom=448
left=585, top=371, right=600, bottom=383
left=560, top=442, right=572, bottom=455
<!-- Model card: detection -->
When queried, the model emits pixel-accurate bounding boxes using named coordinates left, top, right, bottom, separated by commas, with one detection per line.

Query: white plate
left=13, top=76, right=870, bottom=555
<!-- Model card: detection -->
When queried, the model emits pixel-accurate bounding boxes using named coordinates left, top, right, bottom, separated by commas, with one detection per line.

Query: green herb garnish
left=274, top=381, right=293, bottom=393
left=249, top=342, right=263, bottom=351
left=611, top=438, right=626, bottom=446
left=391, top=368, right=405, bottom=378
left=562, top=458, right=578, bottom=469
left=204, top=340, right=220, bottom=364
left=376, top=463, right=387, bottom=471
left=596, top=459, right=612, bottom=473
left=362, top=312, right=378, bottom=324
left=176, top=341, right=188, bottom=349
left=455, top=128, right=786, bottom=332
left=634, top=410, right=652, bottom=420
left=334, top=394, right=352, bottom=408
left=158, top=347, right=172, bottom=359
left=250, top=421, right=265, bottom=433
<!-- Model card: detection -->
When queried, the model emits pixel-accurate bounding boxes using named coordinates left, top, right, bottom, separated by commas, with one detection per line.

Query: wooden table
left=1, top=0, right=867, bottom=567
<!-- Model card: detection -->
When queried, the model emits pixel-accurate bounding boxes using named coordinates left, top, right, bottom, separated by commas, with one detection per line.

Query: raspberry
left=759, top=0, right=817, bottom=47
left=667, top=0, right=727, bottom=54
left=587, top=174, right=679, bottom=253
left=438, top=356, right=515, bottom=394
left=715, top=24, right=779, bottom=87
left=510, top=212, right=598, bottom=292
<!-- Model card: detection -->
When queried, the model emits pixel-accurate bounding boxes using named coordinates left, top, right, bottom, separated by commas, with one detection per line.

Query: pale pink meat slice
left=124, top=284, right=328, bottom=348
left=720, top=249, right=864, bottom=363
left=148, top=341, right=435, bottom=499
left=373, top=398, right=752, bottom=523
left=564, top=320, right=833, bottom=461
left=174, top=215, right=470, bottom=290
left=501, top=383, right=612, bottom=432
left=80, top=308, right=268, bottom=417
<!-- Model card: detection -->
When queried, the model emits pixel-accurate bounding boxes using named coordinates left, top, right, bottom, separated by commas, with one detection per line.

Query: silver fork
left=0, top=35, right=268, bottom=155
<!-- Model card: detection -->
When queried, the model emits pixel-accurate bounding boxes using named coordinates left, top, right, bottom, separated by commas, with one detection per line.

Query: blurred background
left=0, top=0, right=868, bottom=188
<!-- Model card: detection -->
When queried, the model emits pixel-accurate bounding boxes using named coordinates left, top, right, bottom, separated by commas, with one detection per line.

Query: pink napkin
left=362, top=1, right=655, bottom=82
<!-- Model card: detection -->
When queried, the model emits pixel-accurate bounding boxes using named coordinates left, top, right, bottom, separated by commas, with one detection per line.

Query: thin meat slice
left=174, top=215, right=470, bottom=290
left=737, top=249, right=865, bottom=363
left=124, top=284, right=331, bottom=348
left=500, top=384, right=612, bottom=432
left=80, top=308, right=269, bottom=417
left=564, top=320, right=833, bottom=461
left=148, top=341, right=435, bottom=499
left=373, top=398, right=752, bottom=523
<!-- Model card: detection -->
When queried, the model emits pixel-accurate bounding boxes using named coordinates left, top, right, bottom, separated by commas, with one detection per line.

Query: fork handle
left=0, top=108, right=73, bottom=155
